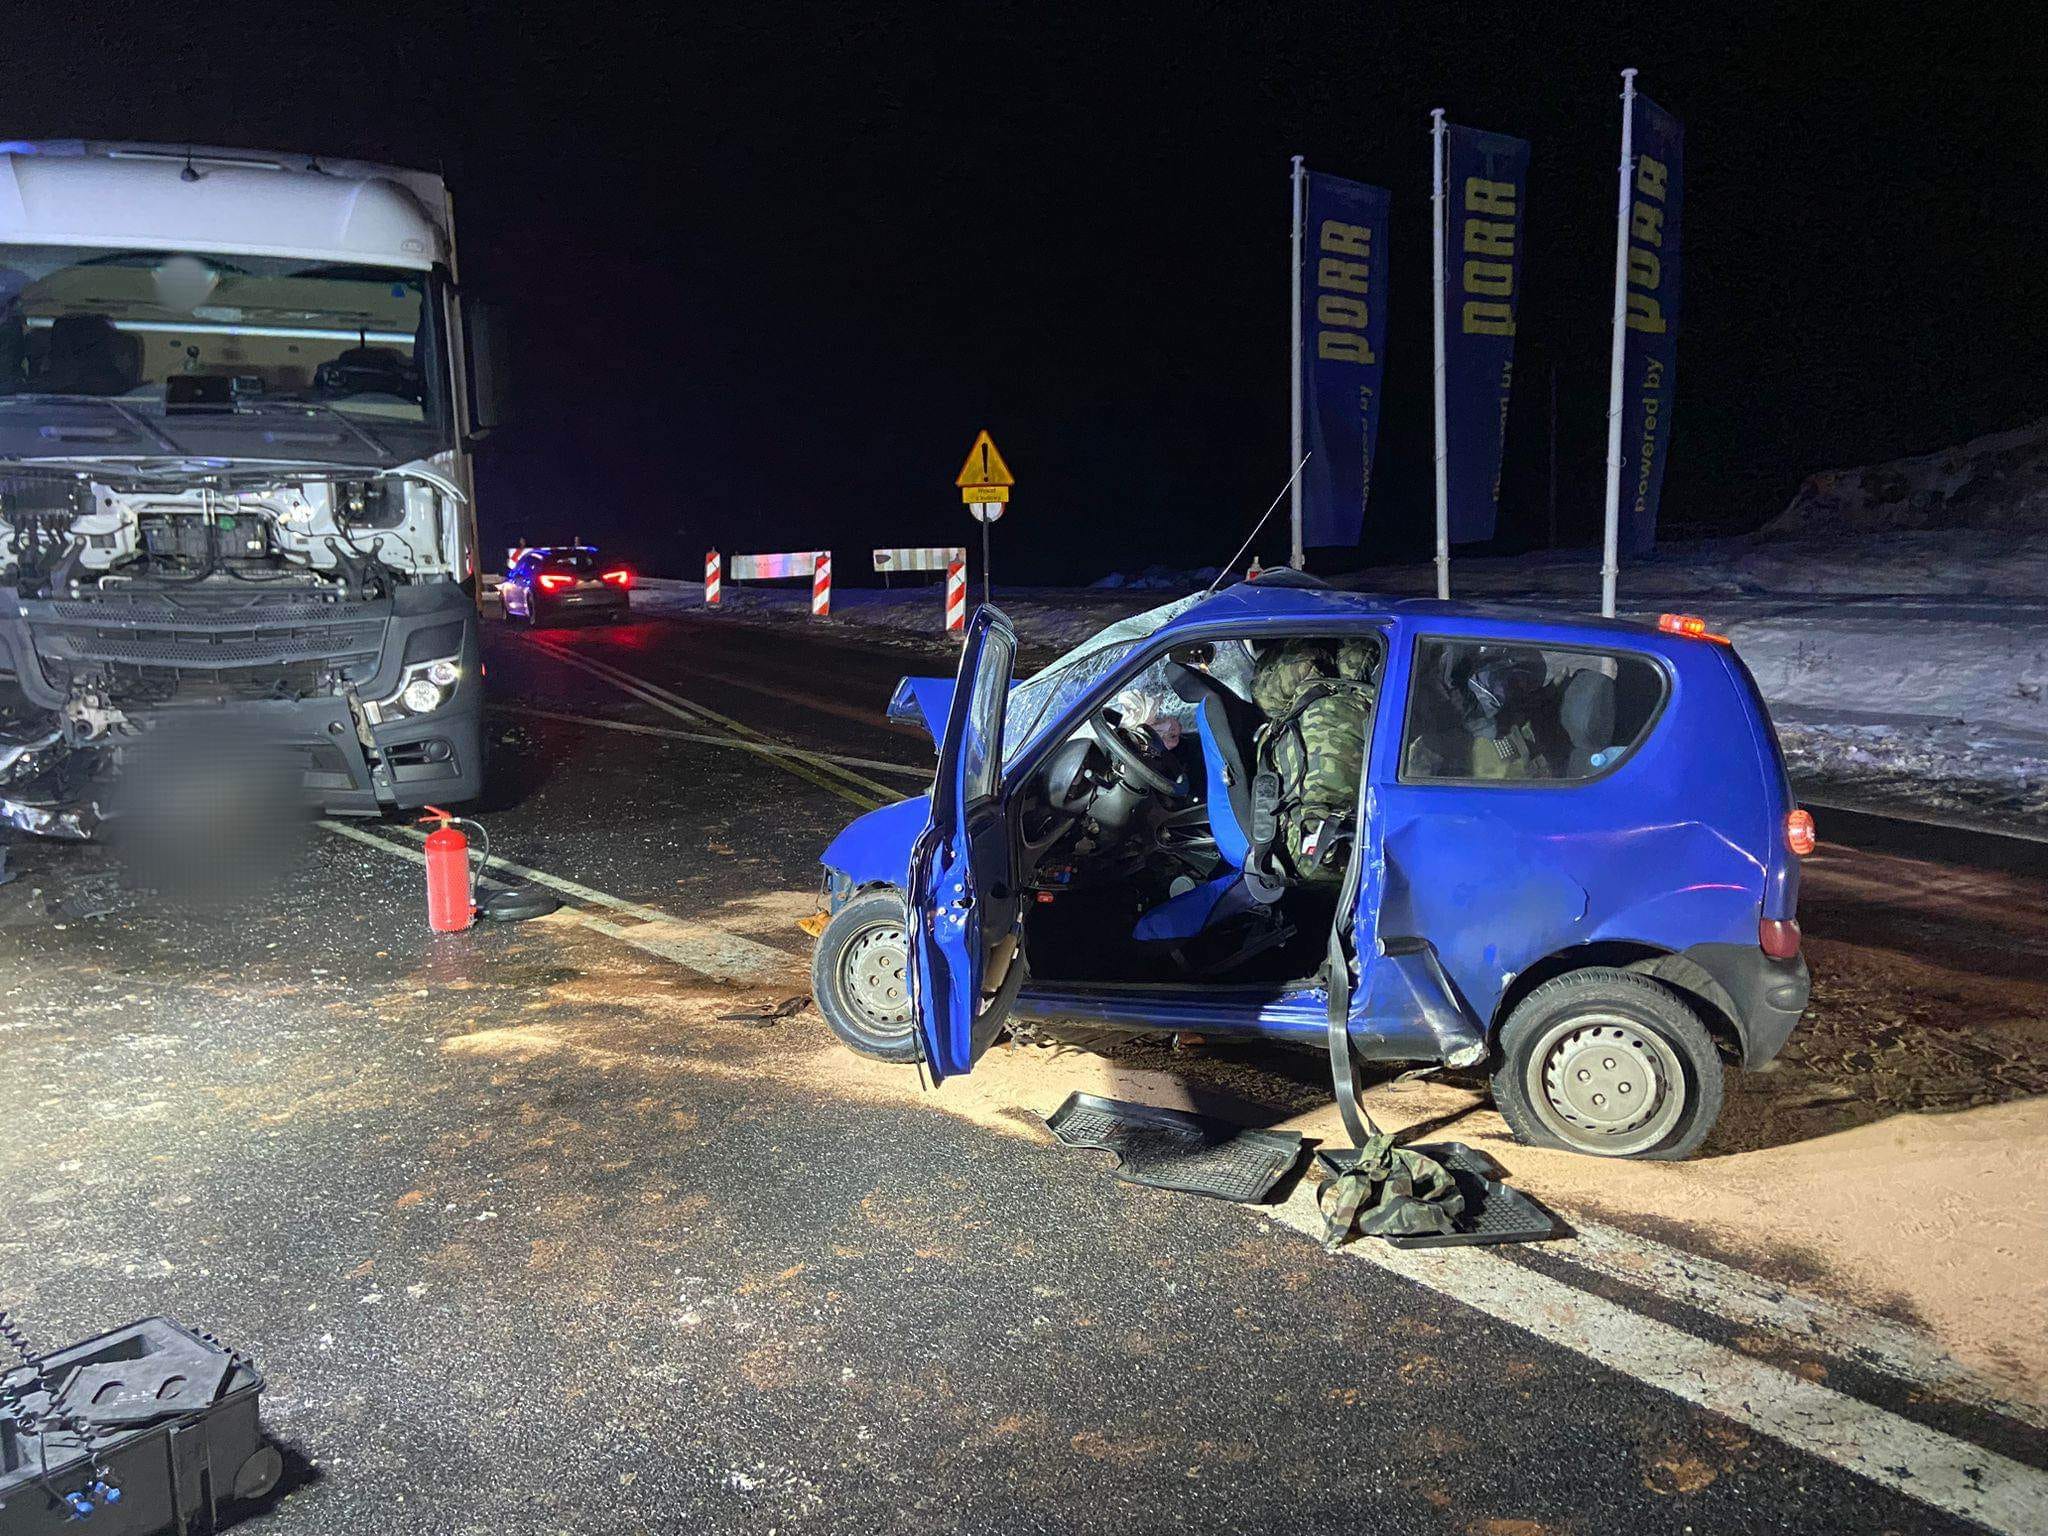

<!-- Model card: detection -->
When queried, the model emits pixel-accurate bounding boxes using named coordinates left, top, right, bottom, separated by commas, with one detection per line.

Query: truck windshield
left=0, top=245, right=451, bottom=459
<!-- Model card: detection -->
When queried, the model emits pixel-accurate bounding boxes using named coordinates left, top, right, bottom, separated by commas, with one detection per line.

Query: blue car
left=810, top=577, right=1813, bottom=1159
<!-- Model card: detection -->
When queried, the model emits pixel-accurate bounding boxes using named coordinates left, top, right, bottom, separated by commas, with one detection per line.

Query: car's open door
left=906, top=606, right=1024, bottom=1082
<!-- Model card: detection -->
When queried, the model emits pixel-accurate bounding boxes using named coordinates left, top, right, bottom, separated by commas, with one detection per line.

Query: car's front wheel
left=811, top=887, right=920, bottom=1062
left=1490, top=967, right=1724, bottom=1160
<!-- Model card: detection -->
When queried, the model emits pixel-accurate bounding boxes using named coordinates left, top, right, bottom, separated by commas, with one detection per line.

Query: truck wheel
left=811, top=887, right=919, bottom=1062
left=1491, top=967, right=1724, bottom=1160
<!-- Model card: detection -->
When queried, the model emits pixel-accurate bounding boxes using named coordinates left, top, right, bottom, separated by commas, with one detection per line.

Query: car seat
left=39, top=315, right=135, bottom=396
left=1560, top=668, right=1619, bottom=775
left=1131, top=661, right=1279, bottom=945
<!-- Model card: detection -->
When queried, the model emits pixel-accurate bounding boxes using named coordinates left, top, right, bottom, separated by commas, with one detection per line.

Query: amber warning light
left=1657, top=612, right=1731, bottom=644
left=1786, top=808, right=1817, bottom=856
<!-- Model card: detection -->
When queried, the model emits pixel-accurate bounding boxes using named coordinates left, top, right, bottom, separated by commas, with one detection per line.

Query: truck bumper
left=316, top=690, right=485, bottom=814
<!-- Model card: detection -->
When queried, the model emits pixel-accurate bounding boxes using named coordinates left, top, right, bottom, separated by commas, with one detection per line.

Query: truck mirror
left=462, top=298, right=509, bottom=442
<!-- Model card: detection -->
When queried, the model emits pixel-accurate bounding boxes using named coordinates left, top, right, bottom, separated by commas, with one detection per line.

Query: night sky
left=13, top=5, right=2047, bottom=581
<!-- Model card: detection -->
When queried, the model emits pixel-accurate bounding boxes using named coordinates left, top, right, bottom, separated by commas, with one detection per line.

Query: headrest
left=1560, top=669, right=1617, bottom=751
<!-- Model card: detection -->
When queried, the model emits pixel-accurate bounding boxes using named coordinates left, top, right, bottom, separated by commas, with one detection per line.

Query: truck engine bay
left=0, top=464, right=474, bottom=834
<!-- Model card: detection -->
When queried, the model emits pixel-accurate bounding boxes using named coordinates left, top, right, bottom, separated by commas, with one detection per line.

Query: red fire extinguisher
left=421, top=805, right=475, bottom=932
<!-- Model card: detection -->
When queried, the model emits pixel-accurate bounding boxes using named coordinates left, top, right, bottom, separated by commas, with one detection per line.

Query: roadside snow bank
left=1771, top=417, right=2048, bottom=537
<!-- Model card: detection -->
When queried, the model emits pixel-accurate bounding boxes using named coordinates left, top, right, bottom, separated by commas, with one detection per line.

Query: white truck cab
left=0, top=140, right=500, bottom=834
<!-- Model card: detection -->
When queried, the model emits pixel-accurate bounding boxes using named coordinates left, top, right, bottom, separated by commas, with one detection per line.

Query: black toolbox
left=1, top=1317, right=274, bottom=1534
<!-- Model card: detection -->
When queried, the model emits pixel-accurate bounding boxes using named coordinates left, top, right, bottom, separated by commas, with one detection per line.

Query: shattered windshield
left=1001, top=593, right=1208, bottom=764
left=0, top=245, right=451, bottom=463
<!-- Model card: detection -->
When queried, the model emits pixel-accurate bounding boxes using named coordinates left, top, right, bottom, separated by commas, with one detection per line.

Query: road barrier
left=705, top=550, right=722, bottom=605
left=719, top=551, right=833, bottom=618
left=872, top=547, right=968, bottom=632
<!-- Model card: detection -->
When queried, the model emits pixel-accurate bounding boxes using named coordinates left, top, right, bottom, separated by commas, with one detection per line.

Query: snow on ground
left=604, top=422, right=2048, bottom=833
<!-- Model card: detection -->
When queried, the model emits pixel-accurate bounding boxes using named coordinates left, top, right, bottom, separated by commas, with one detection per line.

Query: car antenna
left=1206, top=452, right=1310, bottom=595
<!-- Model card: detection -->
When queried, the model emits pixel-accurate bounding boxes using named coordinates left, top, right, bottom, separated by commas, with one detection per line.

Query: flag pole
left=1289, top=154, right=1306, bottom=570
left=1599, top=68, right=1638, bottom=618
left=1430, top=109, right=1450, bottom=601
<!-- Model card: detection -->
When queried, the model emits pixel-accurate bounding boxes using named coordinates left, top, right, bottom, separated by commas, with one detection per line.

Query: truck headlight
left=367, top=654, right=463, bottom=722
left=401, top=677, right=446, bottom=714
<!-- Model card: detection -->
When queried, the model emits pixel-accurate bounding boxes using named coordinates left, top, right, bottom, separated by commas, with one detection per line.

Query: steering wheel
left=1086, top=706, right=1190, bottom=800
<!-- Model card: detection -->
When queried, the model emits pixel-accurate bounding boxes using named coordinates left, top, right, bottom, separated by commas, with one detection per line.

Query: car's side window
left=1400, top=638, right=1664, bottom=784
left=960, top=626, right=1016, bottom=802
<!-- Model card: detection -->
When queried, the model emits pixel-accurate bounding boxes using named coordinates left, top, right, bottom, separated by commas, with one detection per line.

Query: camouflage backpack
left=1251, top=639, right=1380, bottom=883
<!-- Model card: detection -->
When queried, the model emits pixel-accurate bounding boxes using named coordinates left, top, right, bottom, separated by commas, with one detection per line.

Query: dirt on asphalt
left=447, top=842, right=2048, bottom=1404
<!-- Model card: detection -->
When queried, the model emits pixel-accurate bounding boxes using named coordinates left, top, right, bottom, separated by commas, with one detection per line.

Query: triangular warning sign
left=954, top=429, right=1016, bottom=489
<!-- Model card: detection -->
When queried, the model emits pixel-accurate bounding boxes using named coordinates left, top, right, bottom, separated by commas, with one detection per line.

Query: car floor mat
left=1313, top=1140, right=1565, bottom=1247
left=1045, top=1091, right=1305, bottom=1204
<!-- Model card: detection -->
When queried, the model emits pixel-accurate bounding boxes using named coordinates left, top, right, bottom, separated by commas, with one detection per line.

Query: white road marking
left=1263, top=1184, right=2048, bottom=1535
left=498, top=703, right=931, bottom=782
left=1556, top=1215, right=2048, bottom=1434
left=319, top=819, right=793, bottom=982
left=516, top=634, right=900, bottom=808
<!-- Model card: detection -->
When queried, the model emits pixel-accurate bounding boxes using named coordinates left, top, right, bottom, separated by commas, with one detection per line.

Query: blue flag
left=1442, top=125, right=1530, bottom=545
left=1299, top=171, right=1391, bottom=548
left=1619, top=96, right=1682, bottom=555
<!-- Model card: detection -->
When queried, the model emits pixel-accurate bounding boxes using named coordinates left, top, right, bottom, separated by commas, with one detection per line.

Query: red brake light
left=1658, top=612, right=1731, bottom=644
left=536, top=572, right=574, bottom=592
left=601, top=568, right=633, bottom=589
left=1785, top=809, right=1817, bottom=856
left=1759, top=918, right=1801, bottom=959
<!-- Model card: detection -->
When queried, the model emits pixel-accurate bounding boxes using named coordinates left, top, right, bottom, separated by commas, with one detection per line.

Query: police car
left=499, top=546, right=634, bottom=625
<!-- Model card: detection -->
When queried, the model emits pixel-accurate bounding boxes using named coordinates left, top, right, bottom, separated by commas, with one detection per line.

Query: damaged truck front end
left=0, top=464, right=482, bottom=835
left=1, top=140, right=498, bottom=836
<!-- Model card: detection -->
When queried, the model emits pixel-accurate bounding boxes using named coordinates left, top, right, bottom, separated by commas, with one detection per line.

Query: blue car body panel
left=821, top=794, right=930, bottom=898
left=823, top=584, right=1807, bottom=1071
left=886, top=677, right=959, bottom=742
left=905, top=608, right=1020, bottom=1082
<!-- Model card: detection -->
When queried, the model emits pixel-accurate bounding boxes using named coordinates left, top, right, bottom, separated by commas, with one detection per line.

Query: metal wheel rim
left=1525, top=1010, right=1687, bottom=1156
left=841, top=921, right=912, bottom=1033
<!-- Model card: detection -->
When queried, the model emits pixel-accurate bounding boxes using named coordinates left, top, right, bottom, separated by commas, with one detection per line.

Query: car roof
left=1155, top=580, right=1677, bottom=646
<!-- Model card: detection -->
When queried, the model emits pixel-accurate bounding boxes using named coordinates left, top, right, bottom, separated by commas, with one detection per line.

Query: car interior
left=1007, top=630, right=1664, bottom=990
left=1013, top=631, right=1379, bottom=988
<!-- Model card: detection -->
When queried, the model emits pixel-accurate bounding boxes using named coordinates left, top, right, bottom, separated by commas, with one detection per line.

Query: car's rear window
left=542, top=551, right=600, bottom=573
left=1400, top=637, right=1666, bottom=784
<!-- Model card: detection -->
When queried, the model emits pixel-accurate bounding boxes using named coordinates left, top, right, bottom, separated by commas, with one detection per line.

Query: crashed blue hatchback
left=811, top=576, right=1813, bottom=1160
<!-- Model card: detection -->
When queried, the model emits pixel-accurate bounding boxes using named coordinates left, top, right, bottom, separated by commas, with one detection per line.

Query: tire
left=1490, top=967, right=1724, bottom=1160
left=811, top=887, right=920, bottom=1062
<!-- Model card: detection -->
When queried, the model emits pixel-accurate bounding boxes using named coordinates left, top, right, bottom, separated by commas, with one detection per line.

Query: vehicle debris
left=1044, top=1091, right=1305, bottom=1203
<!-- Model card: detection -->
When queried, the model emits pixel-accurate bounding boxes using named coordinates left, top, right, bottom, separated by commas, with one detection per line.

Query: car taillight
left=1658, top=612, right=1731, bottom=644
left=536, top=572, right=574, bottom=592
left=1785, top=808, right=1816, bottom=855
left=1759, top=918, right=1801, bottom=959
left=601, top=568, right=633, bottom=589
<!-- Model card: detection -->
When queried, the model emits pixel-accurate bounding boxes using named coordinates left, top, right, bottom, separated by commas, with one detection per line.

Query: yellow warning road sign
left=955, top=429, right=1015, bottom=502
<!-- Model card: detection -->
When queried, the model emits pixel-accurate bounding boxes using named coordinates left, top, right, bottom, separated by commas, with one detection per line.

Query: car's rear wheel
left=1491, top=967, right=1723, bottom=1160
left=811, top=887, right=919, bottom=1062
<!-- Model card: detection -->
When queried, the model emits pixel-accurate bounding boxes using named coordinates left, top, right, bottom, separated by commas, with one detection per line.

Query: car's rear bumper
left=538, top=590, right=629, bottom=620
left=1681, top=942, right=1813, bottom=1069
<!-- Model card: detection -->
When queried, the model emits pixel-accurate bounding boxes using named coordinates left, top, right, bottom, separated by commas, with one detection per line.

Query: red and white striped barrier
left=872, top=547, right=968, bottom=632
left=812, top=551, right=832, bottom=616
left=705, top=550, right=722, bottom=606
left=721, top=551, right=833, bottom=618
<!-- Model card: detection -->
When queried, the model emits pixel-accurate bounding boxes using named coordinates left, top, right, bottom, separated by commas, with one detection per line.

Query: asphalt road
left=2, top=607, right=2043, bottom=1535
